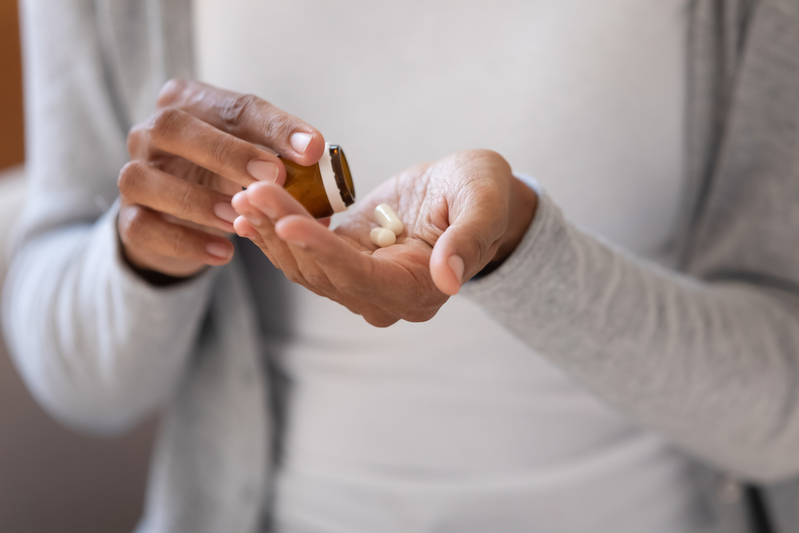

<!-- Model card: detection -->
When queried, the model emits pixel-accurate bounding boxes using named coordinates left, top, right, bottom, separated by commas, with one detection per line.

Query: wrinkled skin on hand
left=233, top=149, right=537, bottom=327
left=117, top=79, right=325, bottom=279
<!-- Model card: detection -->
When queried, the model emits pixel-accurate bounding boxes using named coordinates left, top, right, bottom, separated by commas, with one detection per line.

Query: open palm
left=232, top=149, right=534, bottom=327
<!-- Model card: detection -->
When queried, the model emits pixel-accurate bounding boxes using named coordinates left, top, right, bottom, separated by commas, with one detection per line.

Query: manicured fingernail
left=213, top=202, right=238, bottom=224
left=207, top=242, right=231, bottom=259
left=290, top=132, right=312, bottom=155
left=247, top=160, right=279, bottom=182
left=232, top=216, right=255, bottom=239
left=448, top=255, right=464, bottom=284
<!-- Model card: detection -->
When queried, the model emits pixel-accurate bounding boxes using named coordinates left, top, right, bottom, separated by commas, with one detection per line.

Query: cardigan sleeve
left=1, top=0, right=215, bottom=434
left=461, top=188, right=799, bottom=483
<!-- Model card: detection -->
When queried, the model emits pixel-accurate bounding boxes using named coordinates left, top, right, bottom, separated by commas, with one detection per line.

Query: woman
left=4, top=0, right=796, bottom=532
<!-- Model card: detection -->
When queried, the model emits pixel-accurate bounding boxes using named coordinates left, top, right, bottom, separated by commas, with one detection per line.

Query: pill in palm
left=370, top=227, right=396, bottom=248
left=374, top=203, right=404, bottom=235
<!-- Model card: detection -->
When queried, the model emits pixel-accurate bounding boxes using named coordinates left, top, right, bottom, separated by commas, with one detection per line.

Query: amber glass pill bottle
left=279, top=143, right=356, bottom=218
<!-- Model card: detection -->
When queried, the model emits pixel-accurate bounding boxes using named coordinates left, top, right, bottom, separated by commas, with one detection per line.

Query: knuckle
left=175, top=185, right=196, bottom=217
left=119, top=205, right=149, bottom=244
left=470, top=148, right=500, bottom=161
left=404, top=308, right=438, bottom=323
left=364, top=313, right=398, bottom=328
left=163, top=231, right=185, bottom=259
left=208, top=135, right=241, bottom=172
left=156, top=78, right=189, bottom=108
left=148, top=107, right=186, bottom=144
left=218, top=93, right=260, bottom=131
left=117, top=160, right=148, bottom=195
left=126, top=124, right=146, bottom=156
left=261, top=111, right=294, bottom=141
left=459, top=235, right=492, bottom=267
left=305, top=285, right=328, bottom=299
left=283, top=270, right=304, bottom=286
left=476, top=235, right=494, bottom=260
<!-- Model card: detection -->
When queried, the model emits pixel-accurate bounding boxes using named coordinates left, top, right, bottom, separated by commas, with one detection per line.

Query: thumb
left=429, top=199, right=506, bottom=296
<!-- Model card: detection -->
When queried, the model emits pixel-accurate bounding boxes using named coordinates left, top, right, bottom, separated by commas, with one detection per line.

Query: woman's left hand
left=232, top=149, right=537, bottom=327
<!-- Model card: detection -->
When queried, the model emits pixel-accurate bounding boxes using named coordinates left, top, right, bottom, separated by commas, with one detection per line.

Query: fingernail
left=232, top=216, right=255, bottom=239
left=448, top=255, right=464, bottom=284
left=207, top=242, right=231, bottom=259
left=247, top=160, right=279, bottom=182
left=290, top=132, right=312, bottom=155
left=213, top=202, right=238, bottom=224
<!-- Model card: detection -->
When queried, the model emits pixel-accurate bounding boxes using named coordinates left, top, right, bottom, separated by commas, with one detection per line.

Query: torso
left=196, top=1, right=706, bottom=531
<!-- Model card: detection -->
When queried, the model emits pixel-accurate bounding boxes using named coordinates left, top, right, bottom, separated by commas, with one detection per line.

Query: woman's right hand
left=117, top=79, right=326, bottom=278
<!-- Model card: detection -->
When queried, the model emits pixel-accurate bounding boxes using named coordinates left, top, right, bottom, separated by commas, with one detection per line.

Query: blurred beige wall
left=0, top=2, right=156, bottom=531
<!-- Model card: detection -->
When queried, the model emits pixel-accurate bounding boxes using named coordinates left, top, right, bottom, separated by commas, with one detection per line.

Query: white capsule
left=374, top=203, right=404, bottom=235
left=370, top=227, right=396, bottom=248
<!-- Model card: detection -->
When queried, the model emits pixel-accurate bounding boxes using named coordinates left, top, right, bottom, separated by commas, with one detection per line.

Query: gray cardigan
left=3, top=0, right=799, bottom=532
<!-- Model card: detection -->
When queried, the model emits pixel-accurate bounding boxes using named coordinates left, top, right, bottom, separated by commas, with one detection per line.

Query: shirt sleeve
left=461, top=187, right=799, bottom=483
left=1, top=0, right=214, bottom=434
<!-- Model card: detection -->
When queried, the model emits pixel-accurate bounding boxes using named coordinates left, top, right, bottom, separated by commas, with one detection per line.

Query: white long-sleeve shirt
left=9, top=1, right=799, bottom=533
left=195, top=2, right=702, bottom=532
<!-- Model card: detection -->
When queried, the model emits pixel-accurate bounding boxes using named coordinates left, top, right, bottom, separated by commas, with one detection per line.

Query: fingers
left=429, top=199, right=502, bottom=295
left=232, top=184, right=329, bottom=291
left=274, top=214, right=391, bottom=303
left=118, top=161, right=237, bottom=233
left=430, top=174, right=538, bottom=295
left=156, top=79, right=326, bottom=166
left=232, top=216, right=265, bottom=246
left=127, top=106, right=285, bottom=188
left=232, top=184, right=334, bottom=299
left=116, top=78, right=328, bottom=279
left=118, top=203, right=234, bottom=270
left=274, top=215, right=403, bottom=325
left=253, top=179, right=445, bottom=321
left=231, top=187, right=300, bottom=274
left=428, top=153, right=514, bottom=295
left=233, top=184, right=402, bottom=325
left=245, top=181, right=313, bottom=221
left=429, top=207, right=503, bottom=296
